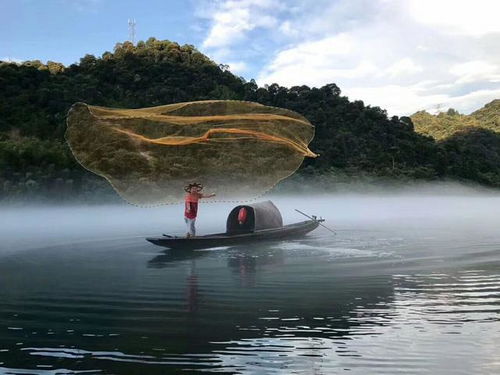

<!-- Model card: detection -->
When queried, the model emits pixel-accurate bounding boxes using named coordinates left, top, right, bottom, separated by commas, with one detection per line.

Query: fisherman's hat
left=184, top=182, right=203, bottom=192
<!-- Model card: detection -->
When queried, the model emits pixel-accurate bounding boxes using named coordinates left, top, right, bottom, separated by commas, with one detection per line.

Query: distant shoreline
left=2, top=175, right=499, bottom=207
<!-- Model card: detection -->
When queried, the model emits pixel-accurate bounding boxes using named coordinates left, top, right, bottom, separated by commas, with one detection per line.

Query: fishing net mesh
left=66, top=100, right=316, bottom=206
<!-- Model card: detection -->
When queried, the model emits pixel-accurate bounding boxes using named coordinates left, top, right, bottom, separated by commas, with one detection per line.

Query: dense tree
left=0, top=38, right=498, bottom=201
left=440, top=128, right=500, bottom=186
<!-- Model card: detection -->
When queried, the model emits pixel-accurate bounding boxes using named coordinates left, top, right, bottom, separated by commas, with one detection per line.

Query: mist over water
left=1, top=185, right=499, bottom=374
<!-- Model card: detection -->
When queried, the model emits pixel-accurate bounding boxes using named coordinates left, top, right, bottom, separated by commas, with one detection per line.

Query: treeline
left=0, top=38, right=499, bottom=202
left=411, top=102, right=500, bottom=187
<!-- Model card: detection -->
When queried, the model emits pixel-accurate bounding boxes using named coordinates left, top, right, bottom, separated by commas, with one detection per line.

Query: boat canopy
left=226, top=201, right=283, bottom=234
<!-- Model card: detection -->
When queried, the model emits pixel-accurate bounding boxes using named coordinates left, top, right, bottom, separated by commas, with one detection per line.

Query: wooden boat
left=146, top=201, right=323, bottom=250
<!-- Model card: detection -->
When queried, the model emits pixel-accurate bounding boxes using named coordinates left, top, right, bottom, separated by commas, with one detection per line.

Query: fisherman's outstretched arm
left=201, top=193, right=216, bottom=198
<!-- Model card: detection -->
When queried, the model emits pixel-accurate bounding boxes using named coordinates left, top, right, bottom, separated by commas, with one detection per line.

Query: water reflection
left=393, top=270, right=500, bottom=324
left=145, top=244, right=398, bottom=345
left=147, top=249, right=207, bottom=268
left=1, top=194, right=499, bottom=374
left=200, top=269, right=500, bottom=374
left=226, top=247, right=285, bottom=288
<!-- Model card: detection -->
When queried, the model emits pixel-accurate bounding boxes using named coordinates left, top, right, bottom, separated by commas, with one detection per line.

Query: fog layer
left=2, top=184, right=499, bottom=253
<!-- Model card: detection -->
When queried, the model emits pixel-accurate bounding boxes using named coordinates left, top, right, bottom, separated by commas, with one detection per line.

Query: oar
left=295, top=209, right=336, bottom=235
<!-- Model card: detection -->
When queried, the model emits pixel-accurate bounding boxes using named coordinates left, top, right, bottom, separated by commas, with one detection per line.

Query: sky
left=1, top=0, right=499, bottom=116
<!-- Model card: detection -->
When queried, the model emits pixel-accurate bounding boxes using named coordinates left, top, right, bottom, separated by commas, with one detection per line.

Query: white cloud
left=201, top=0, right=279, bottom=49
left=260, top=58, right=378, bottom=88
left=345, top=84, right=448, bottom=115
left=270, top=33, right=354, bottom=68
left=444, top=88, right=500, bottom=114
left=449, top=60, right=500, bottom=84
left=197, top=0, right=500, bottom=115
left=1, top=57, right=23, bottom=64
left=202, top=7, right=253, bottom=48
left=409, top=0, right=500, bottom=36
left=254, top=0, right=500, bottom=115
left=226, top=61, right=248, bottom=74
left=386, top=58, right=423, bottom=77
left=344, top=85, right=500, bottom=116
left=278, top=21, right=298, bottom=37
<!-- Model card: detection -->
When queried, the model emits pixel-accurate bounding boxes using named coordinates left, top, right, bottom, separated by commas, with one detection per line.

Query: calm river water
left=0, top=193, right=499, bottom=374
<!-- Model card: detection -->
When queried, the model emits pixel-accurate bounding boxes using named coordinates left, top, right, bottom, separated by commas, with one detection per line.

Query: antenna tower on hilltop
left=128, top=19, right=136, bottom=44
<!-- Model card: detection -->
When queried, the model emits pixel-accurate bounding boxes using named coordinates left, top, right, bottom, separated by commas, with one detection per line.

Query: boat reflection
left=147, top=249, right=207, bottom=268
left=147, top=242, right=287, bottom=269
left=227, top=247, right=285, bottom=287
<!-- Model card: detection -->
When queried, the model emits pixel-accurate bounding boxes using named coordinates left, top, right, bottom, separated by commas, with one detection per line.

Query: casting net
left=66, top=100, right=317, bottom=205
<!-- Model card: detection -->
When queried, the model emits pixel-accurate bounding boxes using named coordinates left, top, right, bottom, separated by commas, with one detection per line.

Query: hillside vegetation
left=412, top=102, right=499, bottom=140
left=0, top=38, right=499, bottom=201
left=471, top=99, right=500, bottom=129
left=411, top=102, right=500, bottom=187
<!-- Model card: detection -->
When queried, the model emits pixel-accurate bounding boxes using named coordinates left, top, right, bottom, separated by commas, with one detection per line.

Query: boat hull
left=146, top=220, right=319, bottom=250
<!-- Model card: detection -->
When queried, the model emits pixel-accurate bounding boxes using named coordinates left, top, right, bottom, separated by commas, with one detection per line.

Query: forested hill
left=0, top=38, right=499, bottom=201
left=409, top=102, right=500, bottom=188
left=472, top=99, right=500, bottom=129
left=411, top=100, right=499, bottom=140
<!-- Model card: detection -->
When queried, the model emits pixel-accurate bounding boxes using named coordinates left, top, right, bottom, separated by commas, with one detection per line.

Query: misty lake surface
left=1, top=193, right=499, bottom=374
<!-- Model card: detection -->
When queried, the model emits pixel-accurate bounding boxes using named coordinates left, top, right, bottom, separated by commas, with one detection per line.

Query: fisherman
left=184, top=183, right=216, bottom=238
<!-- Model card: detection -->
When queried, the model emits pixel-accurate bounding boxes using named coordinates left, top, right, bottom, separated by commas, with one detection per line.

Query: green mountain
left=410, top=102, right=500, bottom=187
left=411, top=101, right=499, bottom=140
left=411, top=110, right=482, bottom=140
left=0, top=38, right=499, bottom=201
left=471, top=99, right=500, bottom=130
